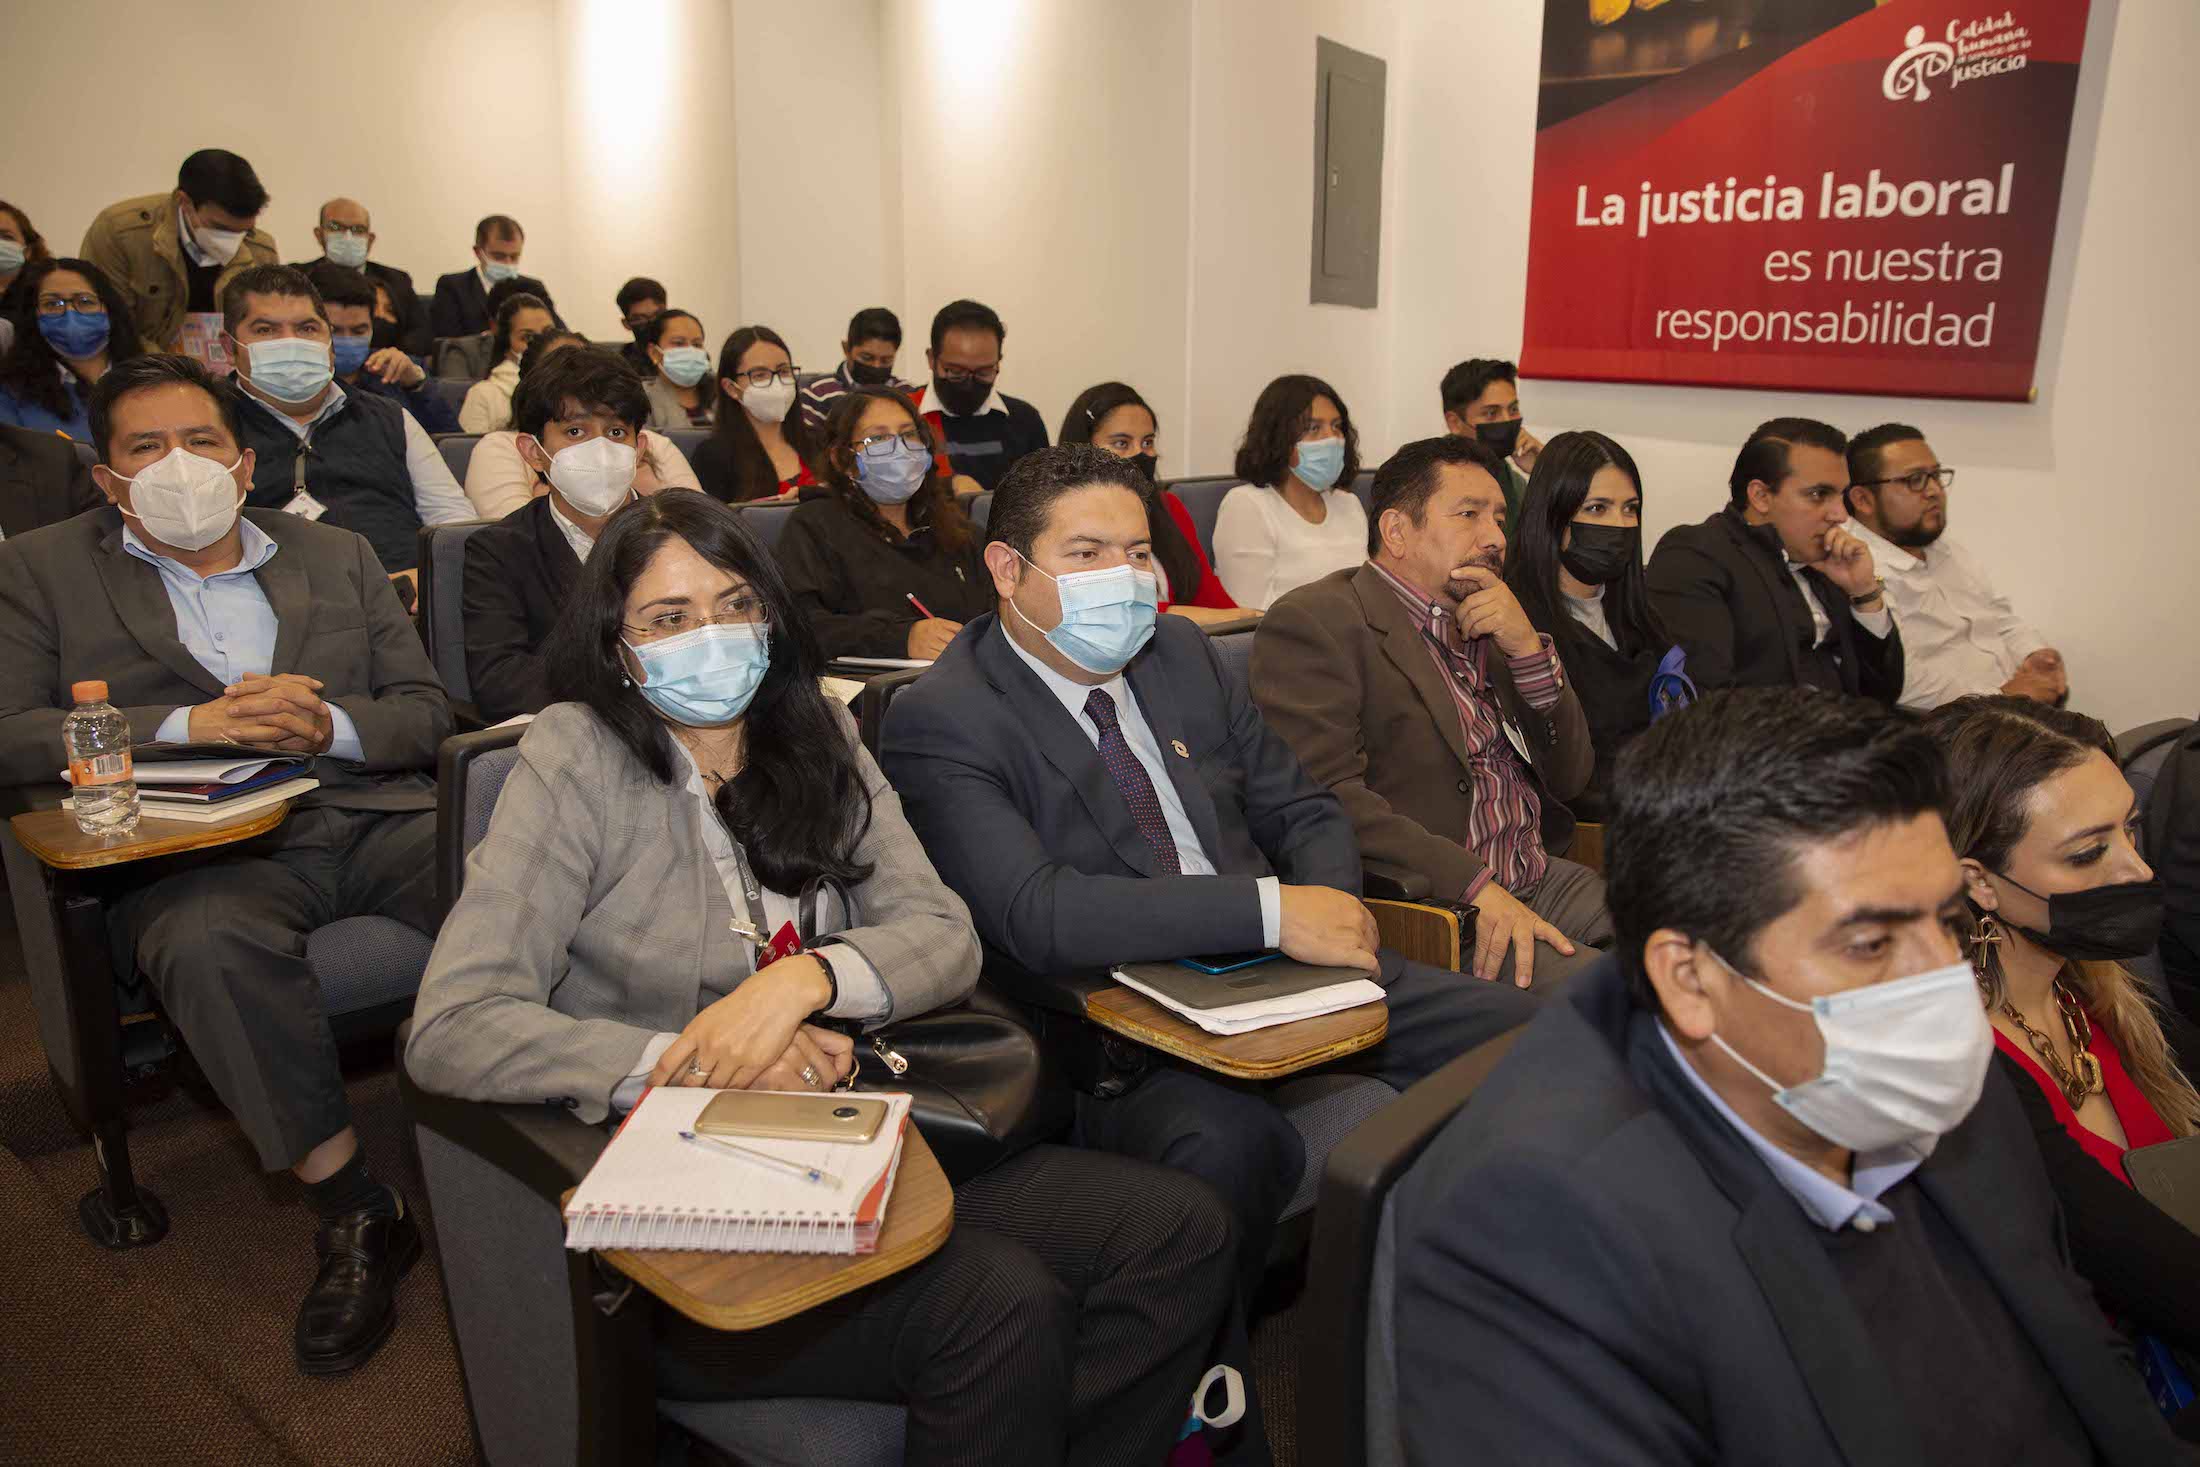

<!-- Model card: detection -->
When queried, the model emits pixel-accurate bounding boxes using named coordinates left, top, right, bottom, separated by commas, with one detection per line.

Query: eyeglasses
left=321, top=222, right=369, bottom=238
left=1859, top=466, right=1956, bottom=495
left=853, top=429, right=931, bottom=458
left=934, top=364, right=999, bottom=386
left=732, top=365, right=800, bottom=388
left=622, top=595, right=770, bottom=642
left=35, top=293, right=103, bottom=317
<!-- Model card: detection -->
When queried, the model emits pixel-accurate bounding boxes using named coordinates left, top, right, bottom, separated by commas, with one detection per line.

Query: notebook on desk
left=565, top=1088, right=913, bottom=1256
left=1110, top=959, right=1386, bottom=1036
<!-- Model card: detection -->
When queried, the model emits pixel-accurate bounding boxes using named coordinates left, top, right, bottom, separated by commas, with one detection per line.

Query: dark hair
left=302, top=264, right=376, bottom=313
left=705, top=325, right=819, bottom=503
left=847, top=307, right=901, bottom=348
left=615, top=276, right=666, bottom=314
left=1439, top=358, right=1517, bottom=417
left=545, top=493, right=875, bottom=892
left=87, top=353, right=243, bottom=467
left=0, top=200, right=51, bottom=269
left=1608, top=688, right=1948, bottom=1009
left=489, top=291, right=554, bottom=367
left=1728, top=417, right=1847, bottom=508
left=1844, top=422, right=1926, bottom=513
left=928, top=299, right=1004, bottom=357
left=1056, top=381, right=1203, bottom=599
left=177, top=149, right=268, bottom=218
left=0, top=258, right=146, bottom=422
left=989, top=443, right=1150, bottom=562
left=1366, top=433, right=1506, bottom=557
left=474, top=214, right=524, bottom=246
left=506, top=329, right=591, bottom=429
left=486, top=274, right=556, bottom=323
left=220, top=263, right=324, bottom=336
left=643, top=309, right=704, bottom=350
left=1233, top=373, right=1360, bottom=491
left=514, top=345, right=648, bottom=439
left=1505, top=430, right=1671, bottom=665
left=816, top=386, right=971, bottom=551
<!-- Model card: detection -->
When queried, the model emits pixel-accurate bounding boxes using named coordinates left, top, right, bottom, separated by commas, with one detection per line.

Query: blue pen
left=677, top=1130, right=841, bottom=1189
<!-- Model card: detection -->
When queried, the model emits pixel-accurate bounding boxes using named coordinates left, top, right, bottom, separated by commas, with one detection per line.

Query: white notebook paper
left=565, top=1088, right=913, bottom=1255
left=1109, top=969, right=1387, bottom=1036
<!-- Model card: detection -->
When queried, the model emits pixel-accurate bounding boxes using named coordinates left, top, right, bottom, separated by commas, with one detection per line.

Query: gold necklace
left=1999, top=979, right=2105, bottom=1108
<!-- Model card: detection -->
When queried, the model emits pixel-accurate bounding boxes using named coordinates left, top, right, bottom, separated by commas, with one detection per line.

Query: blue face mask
left=857, top=440, right=931, bottom=505
left=481, top=257, right=519, bottom=284
left=243, top=337, right=333, bottom=404
left=38, top=310, right=110, bottom=360
left=331, top=335, right=373, bottom=378
left=658, top=346, right=711, bottom=388
left=626, top=621, right=771, bottom=727
left=1293, top=436, right=1346, bottom=492
left=1011, top=555, right=1160, bottom=675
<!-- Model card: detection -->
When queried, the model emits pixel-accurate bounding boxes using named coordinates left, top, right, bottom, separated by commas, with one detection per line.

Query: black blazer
left=2150, top=720, right=2200, bottom=1026
left=1546, top=621, right=1670, bottom=822
left=0, top=425, right=103, bottom=539
left=774, top=497, right=993, bottom=662
left=1646, top=505, right=1903, bottom=702
left=1395, top=958, right=2180, bottom=1466
left=429, top=268, right=491, bottom=341
left=461, top=497, right=581, bottom=723
left=880, top=613, right=1361, bottom=992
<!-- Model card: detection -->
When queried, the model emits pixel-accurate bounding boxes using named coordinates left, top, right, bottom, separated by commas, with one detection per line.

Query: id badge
left=754, top=920, right=805, bottom=970
left=283, top=488, right=330, bottom=521
left=1502, top=718, right=1533, bottom=764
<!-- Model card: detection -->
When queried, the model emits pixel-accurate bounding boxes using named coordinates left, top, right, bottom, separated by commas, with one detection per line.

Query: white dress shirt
left=246, top=379, right=472, bottom=527
left=1210, top=484, right=1369, bottom=611
left=1000, top=623, right=1281, bottom=947
left=1784, top=554, right=1893, bottom=647
left=1847, top=520, right=2046, bottom=710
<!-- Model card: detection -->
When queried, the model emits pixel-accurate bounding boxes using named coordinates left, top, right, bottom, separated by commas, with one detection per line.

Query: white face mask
left=535, top=434, right=638, bottom=517
left=113, top=447, right=246, bottom=551
left=741, top=379, right=797, bottom=425
left=188, top=208, right=248, bottom=266
left=1706, top=951, right=1992, bottom=1154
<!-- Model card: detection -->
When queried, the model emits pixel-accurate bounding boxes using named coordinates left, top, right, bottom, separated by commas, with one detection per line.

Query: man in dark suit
left=463, top=347, right=656, bottom=721
left=0, top=354, right=450, bottom=1377
left=1647, top=417, right=1904, bottom=701
left=881, top=446, right=1537, bottom=1304
left=1254, top=435, right=1609, bottom=989
left=429, top=214, right=525, bottom=341
left=1395, top=688, right=2181, bottom=1465
left=0, top=422, right=104, bottom=538
left=290, top=197, right=430, bottom=359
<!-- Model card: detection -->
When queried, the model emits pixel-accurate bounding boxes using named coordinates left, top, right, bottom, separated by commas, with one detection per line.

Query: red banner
left=1522, top=0, right=2091, bottom=402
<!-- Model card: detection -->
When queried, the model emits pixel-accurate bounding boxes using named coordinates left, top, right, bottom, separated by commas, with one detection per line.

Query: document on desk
left=566, top=1088, right=913, bottom=1255
left=1110, top=961, right=1386, bottom=1036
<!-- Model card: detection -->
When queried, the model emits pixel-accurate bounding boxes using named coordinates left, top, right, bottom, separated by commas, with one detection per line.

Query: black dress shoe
left=294, top=1192, right=422, bottom=1375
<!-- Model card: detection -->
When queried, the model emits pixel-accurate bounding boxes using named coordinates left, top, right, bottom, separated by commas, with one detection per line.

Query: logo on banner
left=1884, top=13, right=2033, bottom=103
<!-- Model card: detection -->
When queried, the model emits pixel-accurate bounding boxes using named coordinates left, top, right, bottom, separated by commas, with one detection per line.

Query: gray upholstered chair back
left=734, top=502, right=799, bottom=552
left=417, top=522, right=493, bottom=704
left=437, top=433, right=477, bottom=482
left=1211, top=626, right=1257, bottom=697
left=1164, top=477, right=1236, bottom=562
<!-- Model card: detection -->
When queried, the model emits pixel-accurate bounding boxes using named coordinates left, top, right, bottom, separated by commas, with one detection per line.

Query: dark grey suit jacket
left=1395, top=958, right=2180, bottom=1466
left=0, top=425, right=103, bottom=541
left=880, top=613, right=1360, bottom=991
left=0, top=507, right=448, bottom=809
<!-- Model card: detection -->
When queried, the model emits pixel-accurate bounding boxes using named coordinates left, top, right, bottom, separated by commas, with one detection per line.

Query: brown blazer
left=1250, top=563, right=1594, bottom=900
left=79, top=192, right=280, bottom=353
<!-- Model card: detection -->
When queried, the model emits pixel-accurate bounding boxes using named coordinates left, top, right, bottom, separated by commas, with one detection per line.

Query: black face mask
left=1998, top=873, right=2165, bottom=962
left=1476, top=418, right=1524, bottom=462
left=369, top=319, right=403, bottom=354
left=932, top=375, right=993, bottom=417
left=1559, top=523, right=1637, bottom=586
left=629, top=321, right=655, bottom=345
left=1132, top=452, right=1160, bottom=482
left=848, top=360, right=894, bottom=387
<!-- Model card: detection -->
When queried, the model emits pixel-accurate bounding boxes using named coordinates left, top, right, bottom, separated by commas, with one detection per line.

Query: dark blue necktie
left=1084, top=688, right=1182, bottom=875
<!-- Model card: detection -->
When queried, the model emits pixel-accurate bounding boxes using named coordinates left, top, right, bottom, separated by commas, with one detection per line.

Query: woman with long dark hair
left=1504, top=430, right=1682, bottom=819
left=0, top=258, right=143, bottom=441
left=776, top=386, right=989, bottom=662
left=406, top=491, right=1233, bottom=1464
left=1929, top=695, right=2200, bottom=1352
left=692, top=324, right=817, bottom=503
left=1212, top=372, right=1367, bottom=609
left=457, top=290, right=558, bottom=433
left=1057, top=381, right=1245, bottom=626
left=0, top=200, right=53, bottom=349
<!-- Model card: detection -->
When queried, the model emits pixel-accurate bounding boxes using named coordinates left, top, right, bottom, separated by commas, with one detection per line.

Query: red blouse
left=1158, top=492, right=1238, bottom=611
left=1994, top=1005, right=2176, bottom=1184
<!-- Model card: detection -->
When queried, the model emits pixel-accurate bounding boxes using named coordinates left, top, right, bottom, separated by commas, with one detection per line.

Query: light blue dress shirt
left=1000, top=623, right=1281, bottom=947
left=125, top=519, right=365, bottom=760
left=1657, top=1021, right=1926, bottom=1233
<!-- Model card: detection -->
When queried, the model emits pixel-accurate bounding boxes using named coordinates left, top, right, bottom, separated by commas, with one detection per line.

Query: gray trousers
left=113, top=804, right=438, bottom=1170
left=1494, top=855, right=1615, bottom=990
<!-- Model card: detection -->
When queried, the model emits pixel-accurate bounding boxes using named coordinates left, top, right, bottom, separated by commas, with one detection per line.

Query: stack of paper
left=1110, top=969, right=1387, bottom=1036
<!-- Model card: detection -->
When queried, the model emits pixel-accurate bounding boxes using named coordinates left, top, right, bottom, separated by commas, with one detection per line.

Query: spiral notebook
left=564, top=1088, right=912, bottom=1255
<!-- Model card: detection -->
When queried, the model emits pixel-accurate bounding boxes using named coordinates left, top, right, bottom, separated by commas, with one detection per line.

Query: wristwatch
left=1849, top=578, right=1886, bottom=608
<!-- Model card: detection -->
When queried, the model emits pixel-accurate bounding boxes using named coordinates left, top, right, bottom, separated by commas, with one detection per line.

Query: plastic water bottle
left=64, top=681, right=139, bottom=836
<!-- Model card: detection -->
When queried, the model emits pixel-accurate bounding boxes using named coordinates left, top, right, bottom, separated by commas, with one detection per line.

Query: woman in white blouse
left=1210, top=373, right=1369, bottom=609
left=456, top=291, right=557, bottom=434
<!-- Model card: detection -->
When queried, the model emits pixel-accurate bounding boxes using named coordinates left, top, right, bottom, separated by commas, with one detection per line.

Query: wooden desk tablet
left=574, top=1125, right=956, bottom=1332
left=12, top=801, right=290, bottom=871
left=1083, top=985, right=1388, bottom=1081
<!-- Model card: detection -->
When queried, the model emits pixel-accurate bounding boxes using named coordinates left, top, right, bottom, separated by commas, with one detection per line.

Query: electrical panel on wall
left=1311, top=37, right=1387, bottom=309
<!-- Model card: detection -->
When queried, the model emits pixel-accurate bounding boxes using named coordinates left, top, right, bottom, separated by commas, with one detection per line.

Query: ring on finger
left=800, top=1065, right=822, bottom=1089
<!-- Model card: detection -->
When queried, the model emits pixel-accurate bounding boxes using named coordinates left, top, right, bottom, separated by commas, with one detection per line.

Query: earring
left=1971, top=913, right=2005, bottom=953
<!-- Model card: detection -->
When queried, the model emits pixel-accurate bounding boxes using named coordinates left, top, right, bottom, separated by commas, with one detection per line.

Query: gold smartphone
left=695, top=1090, right=888, bottom=1145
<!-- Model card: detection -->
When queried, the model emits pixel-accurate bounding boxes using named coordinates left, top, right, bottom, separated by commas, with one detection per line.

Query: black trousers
left=654, top=1144, right=1237, bottom=1467
left=112, top=804, right=438, bottom=1171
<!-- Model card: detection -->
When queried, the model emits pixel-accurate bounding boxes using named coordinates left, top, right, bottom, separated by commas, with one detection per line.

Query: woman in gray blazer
left=407, top=491, right=1235, bottom=1467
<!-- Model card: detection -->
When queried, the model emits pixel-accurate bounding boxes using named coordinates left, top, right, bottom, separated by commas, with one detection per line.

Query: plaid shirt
left=1370, top=561, right=1565, bottom=899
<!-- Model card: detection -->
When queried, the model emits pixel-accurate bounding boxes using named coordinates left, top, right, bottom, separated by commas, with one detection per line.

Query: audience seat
left=733, top=501, right=798, bottom=552
left=70, top=439, right=96, bottom=471
left=665, top=428, right=710, bottom=464
left=426, top=377, right=474, bottom=420
left=1351, top=468, right=1375, bottom=518
left=431, top=336, right=493, bottom=381
left=437, top=433, right=477, bottom=483
left=1164, top=476, right=1236, bottom=563
left=2119, top=717, right=2193, bottom=1003
left=416, top=522, right=494, bottom=727
left=400, top=725, right=908, bottom=1467
left=968, top=491, right=992, bottom=534
left=1298, top=1027, right=1526, bottom=1467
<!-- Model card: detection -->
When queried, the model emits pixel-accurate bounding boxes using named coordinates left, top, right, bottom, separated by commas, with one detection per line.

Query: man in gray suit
left=0, top=354, right=449, bottom=1376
